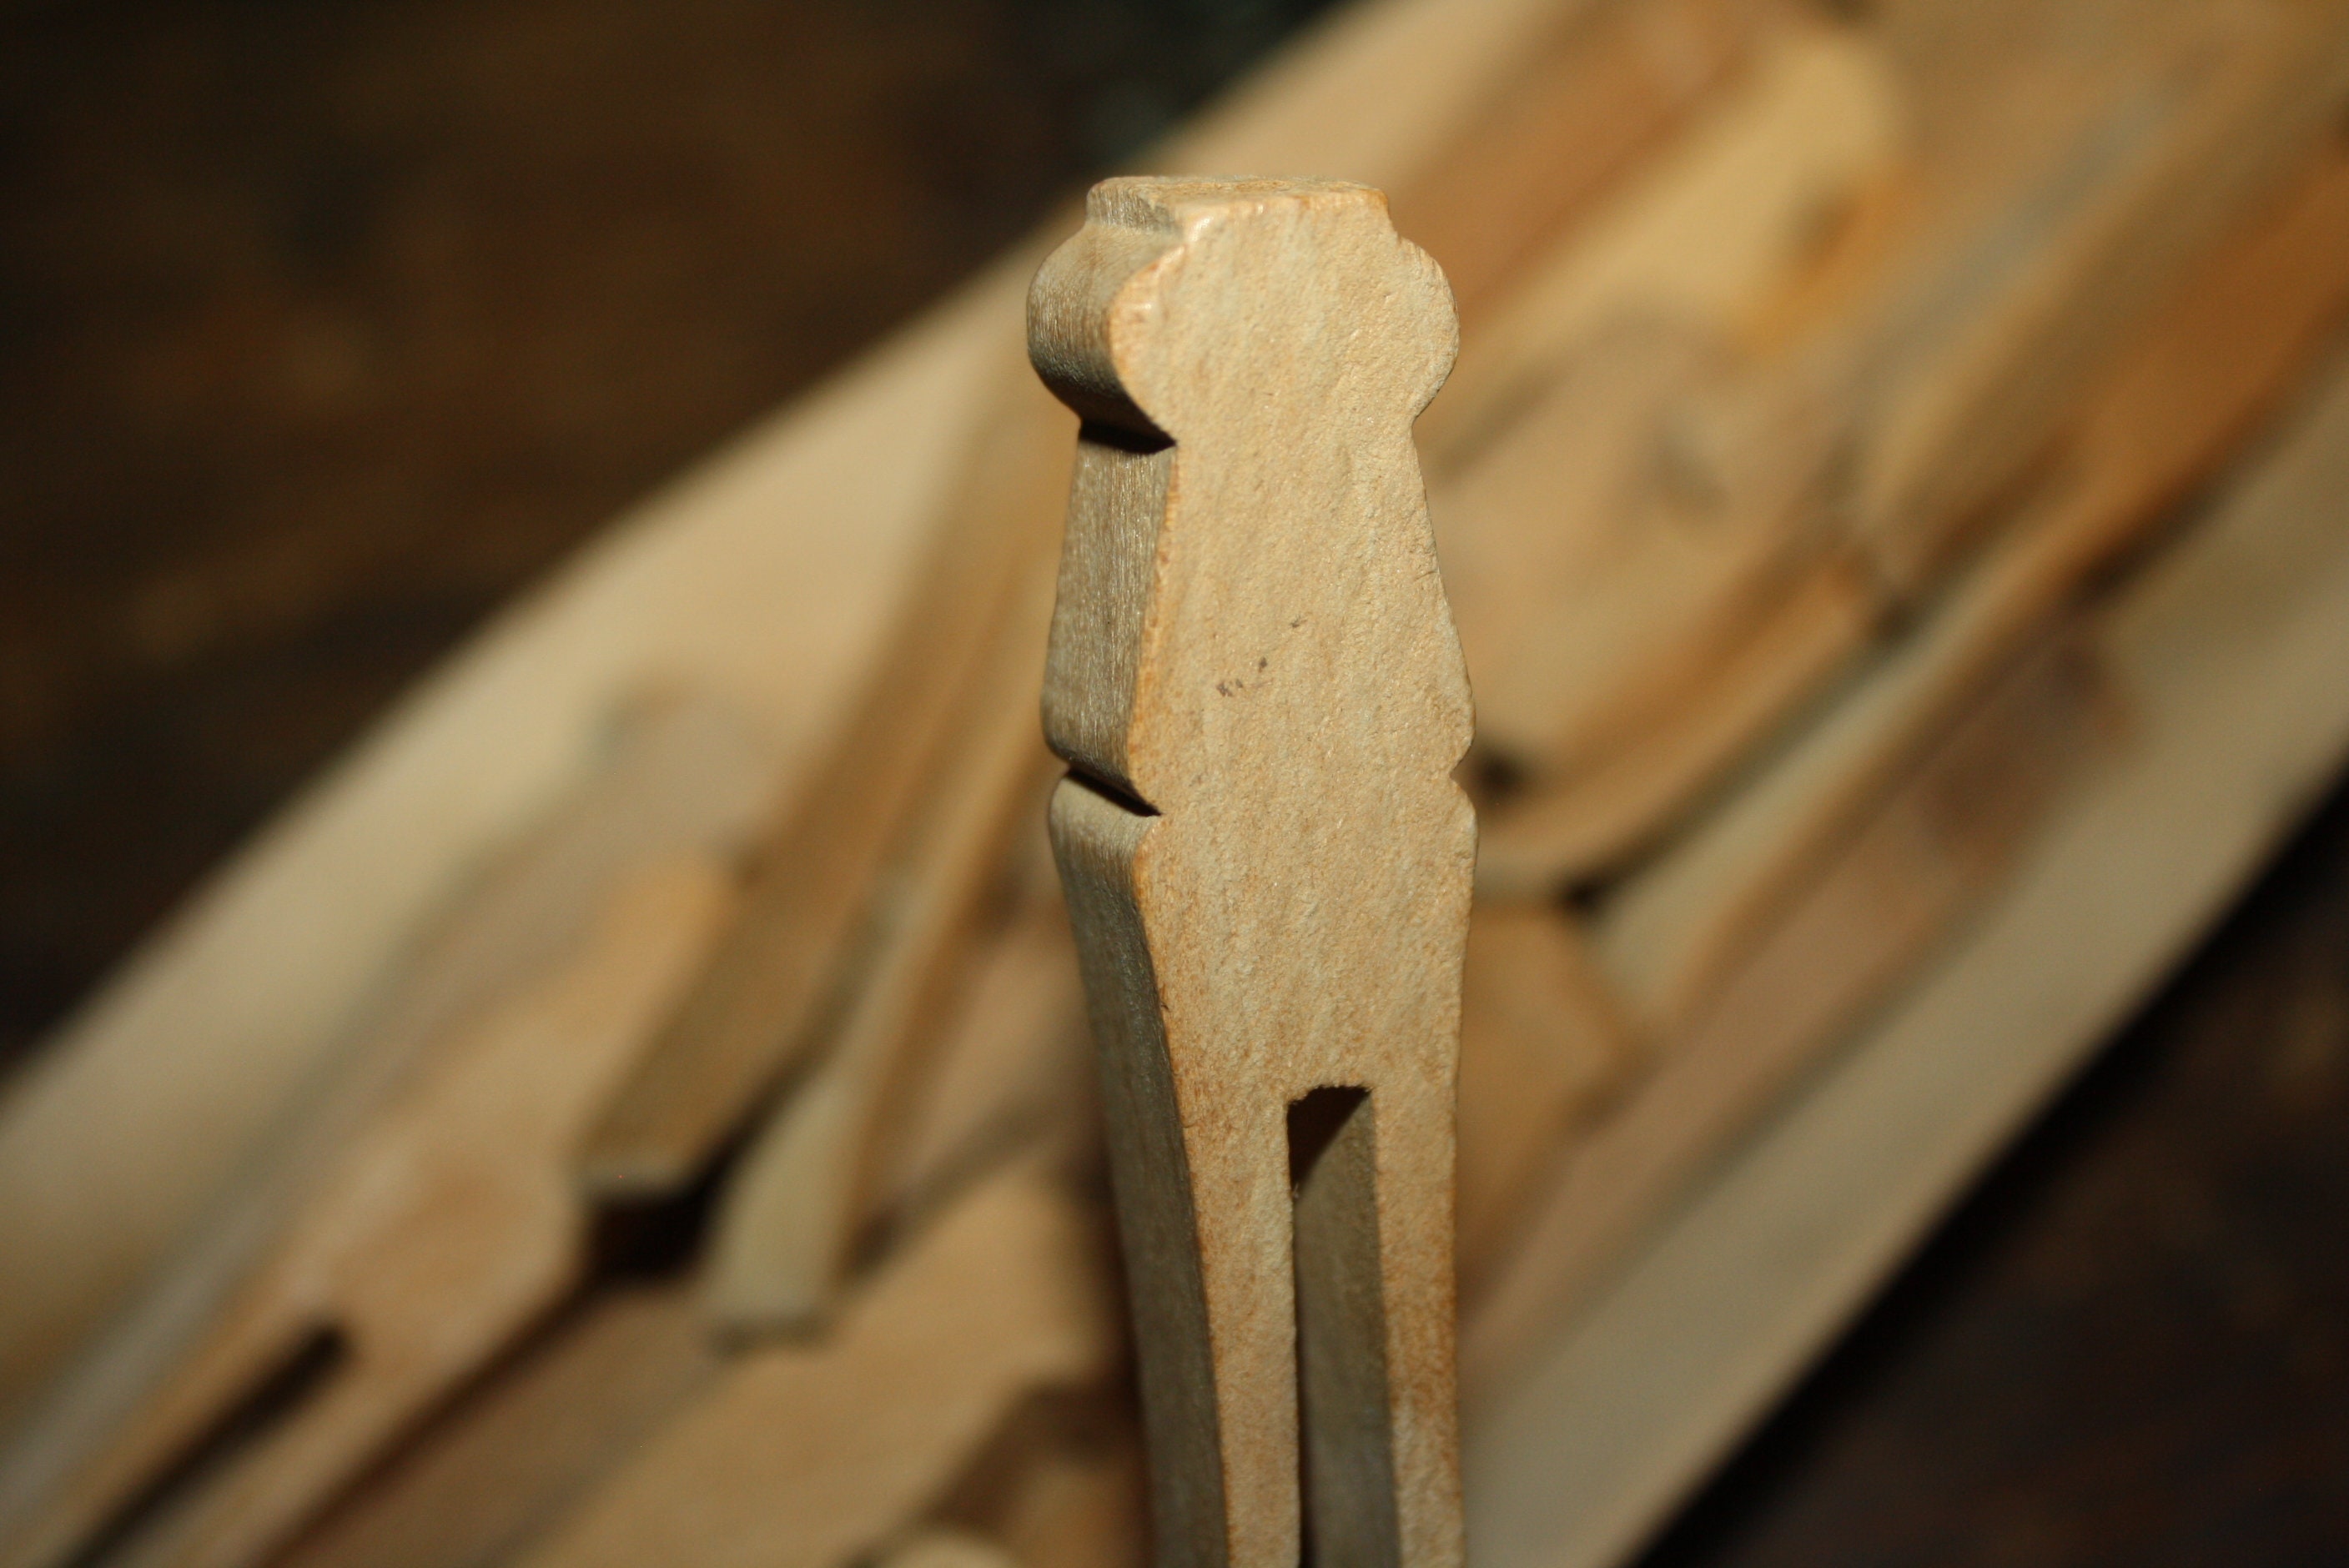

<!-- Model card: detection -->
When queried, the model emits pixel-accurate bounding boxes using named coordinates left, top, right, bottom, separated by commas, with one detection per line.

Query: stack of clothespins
left=4, top=0, right=2349, bottom=1565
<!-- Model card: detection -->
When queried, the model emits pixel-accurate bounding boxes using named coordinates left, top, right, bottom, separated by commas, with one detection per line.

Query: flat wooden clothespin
left=1033, top=178, right=1473, bottom=1568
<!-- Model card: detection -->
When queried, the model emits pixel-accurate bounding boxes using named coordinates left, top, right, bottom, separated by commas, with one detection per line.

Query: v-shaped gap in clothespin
left=1033, top=176, right=1473, bottom=1568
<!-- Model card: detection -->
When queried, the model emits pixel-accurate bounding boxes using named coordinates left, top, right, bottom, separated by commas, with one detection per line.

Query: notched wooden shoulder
left=1027, top=177, right=1456, bottom=442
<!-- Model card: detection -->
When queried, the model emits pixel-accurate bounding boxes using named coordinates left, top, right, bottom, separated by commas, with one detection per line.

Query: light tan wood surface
left=1594, top=136, right=2349, bottom=1029
left=578, top=360, right=1074, bottom=1204
left=1425, top=22, right=1899, bottom=813
left=1422, top=20, right=1909, bottom=795
left=1450, top=0, right=2349, bottom=888
left=1463, top=344, right=2349, bottom=1568
left=515, top=1165, right=1115, bottom=1568
left=871, top=901, right=1092, bottom=1231
left=7, top=4, right=2349, bottom=1566
left=875, top=1529, right=1022, bottom=1568
left=1036, top=178, right=1471, bottom=1568
left=1420, top=22, right=1899, bottom=455
left=0, top=284, right=1005, bottom=1440
left=0, top=0, right=1589, bottom=1442
left=1832, top=0, right=2349, bottom=592
left=1455, top=132, right=2349, bottom=1385
left=938, top=1400, right=1149, bottom=1568
left=1388, top=0, right=1786, bottom=324
left=701, top=717, right=1059, bottom=1333
left=0, top=695, right=772, bottom=1568
left=1, top=859, right=734, bottom=1568
left=1471, top=632, right=2117, bottom=1385
left=272, top=1285, right=721, bottom=1568
left=1453, top=905, right=1642, bottom=1299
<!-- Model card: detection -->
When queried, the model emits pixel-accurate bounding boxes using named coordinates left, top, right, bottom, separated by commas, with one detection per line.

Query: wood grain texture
left=1599, top=133, right=2349, bottom=1033
left=698, top=597, right=1063, bottom=1333
left=2, top=857, right=736, bottom=1568
left=1466, top=632, right=2120, bottom=1400
left=1449, top=0, right=2349, bottom=891
left=0, top=695, right=759, bottom=1496
left=1, top=0, right=1591, bottom=1431
left=0, top=695, right=770, bottom=1568
left=272, top=1285, right=721, bottom=1568
left=1452, top=903, right=1642, bottom=1300
left=1830, top=0, right=2349, bottom=592
left=1034, top=178, right=1471, bottom=1568
left=1389, top=0, right=1788, bottom=324
left=11, top=3, right=2349, bottom=1565
left=515, top=1165, right=1115, bottom=1568
left=577, top=354, right=1075, bottom=1202
left=1463, top=343, right=2349, bottom=1568
left=1419, top=22, right=1899, bottom=458
left=569, top=0, right=1666, bottom=1222
left=1419, top=20, right=1901, bottom=828
left=872, top=897, right=1093, bottom=1233
left=0, top=279, right=1007, bottom=1438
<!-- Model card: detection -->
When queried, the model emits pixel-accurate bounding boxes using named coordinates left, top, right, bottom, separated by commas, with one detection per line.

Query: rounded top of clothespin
left=1026, top=176, right=1458, bottom=445
left=1033, top=173, right=1470, bottom=827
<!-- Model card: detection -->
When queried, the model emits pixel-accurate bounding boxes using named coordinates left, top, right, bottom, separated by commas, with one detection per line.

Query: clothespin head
left=1033, top=176, right=1471, bottom=1568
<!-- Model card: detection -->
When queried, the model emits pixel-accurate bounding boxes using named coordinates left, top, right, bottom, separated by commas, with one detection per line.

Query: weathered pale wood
left=0, top=859, right=736, bottom=1568
left=945, top=1405, right=1149, bottom=1568
left=1150, top=0, right=1589, bottom=195
left=578, top=360, right=1075, bottom=1201
left=1598, top=133, right=2349, bottom=1030
left=0, top=0, right=1606, bottom=1443
left=0, top=0, right=1710, bottom=1540
left=1831, top=0, right=2349, bottom=592
left=1667, top=0, right=2333, bottom=598
left=1471, top=563, right=1878, bottom=892
left=1443, top=0, right=2349, bottom=879
left=566, top=0, right=1698, bottom=1218
left=1452, top=904, right=1642, bottom=1300
left=1035, top=178, right=1471, bottom=1568
left=273, top=1285, right=721, bottom=1568
left=1462, top=344, right=2349, bottom=1568
left=652, top=0, right=1784, bottom=1274
left=11, top=9, right=2349, bottom=1568
left=1416, top=21, right=1899, bottom=871
left=702, top=667, right=1061, bottom=1332
left=1454, top=138, right=2349, bottom=1402
left=875, top=1530, right=1022, bottom=1568
left=1479, top=123, right=2349, bottom=900
left=1387, top=0, right=1787, bottom=324
left=0, top=695, right=771, bottom=1568
left=0, top=0, right=1691, bottom=1474
left=871, top=900, right=1091, bottom=1231
left=516, top=1166, right=1114, bottom=1568
left=1465, top=632, right=2117, bottom=1399
left=1418, top=22, right=1900, bottom=458
left=0, top=294, right=998, bottom=1439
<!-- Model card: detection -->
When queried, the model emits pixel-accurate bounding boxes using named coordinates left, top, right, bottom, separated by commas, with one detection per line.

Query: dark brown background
left=2, top=3, right=2343, bottom=1562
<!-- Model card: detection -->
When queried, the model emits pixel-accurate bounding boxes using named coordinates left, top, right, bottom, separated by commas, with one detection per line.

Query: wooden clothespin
left=1033, top=178, right=1473, bottom=1568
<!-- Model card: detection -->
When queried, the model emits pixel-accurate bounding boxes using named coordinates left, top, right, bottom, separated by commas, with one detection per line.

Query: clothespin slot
left=1032, top=176, right=1472, bottom=1568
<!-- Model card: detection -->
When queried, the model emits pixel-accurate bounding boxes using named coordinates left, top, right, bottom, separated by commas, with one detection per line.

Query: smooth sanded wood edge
left=1461, top=351, right=2349, bottom=1568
